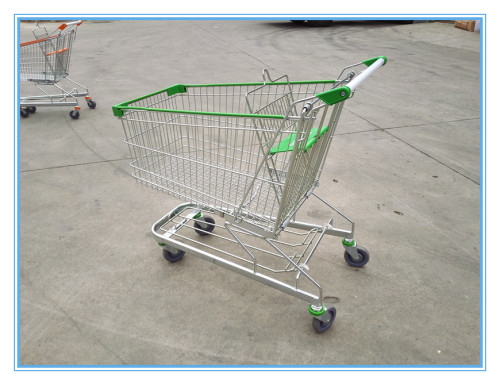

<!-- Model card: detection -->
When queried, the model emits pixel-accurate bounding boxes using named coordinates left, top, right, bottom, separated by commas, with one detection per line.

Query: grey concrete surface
left=18, top=20, right=482, bottom=367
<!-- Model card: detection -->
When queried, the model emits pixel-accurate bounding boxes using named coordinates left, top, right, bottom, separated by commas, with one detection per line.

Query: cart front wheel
left=163, top=248, right=185, bottom=263
left=70, top=110, right=80, bottom=119
left=344, top=246, right=370, bottom=267
left=27, top=106, right=36, bottom=113
left=87, top=100, right=96, bottom=109
left=194, top=216, right=215, bottom=236
left=20, top=108, right=29, bottom=118
left=312, top=307, right=336, bottom=333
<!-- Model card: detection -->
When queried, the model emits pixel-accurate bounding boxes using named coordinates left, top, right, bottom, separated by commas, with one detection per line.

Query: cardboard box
left=455, top=20, right=477, bottom=32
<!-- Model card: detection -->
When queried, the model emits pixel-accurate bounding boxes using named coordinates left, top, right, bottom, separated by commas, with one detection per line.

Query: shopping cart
left=19, top=20, right=95, bottom=119
left=113, top=56, right=386, bottom=332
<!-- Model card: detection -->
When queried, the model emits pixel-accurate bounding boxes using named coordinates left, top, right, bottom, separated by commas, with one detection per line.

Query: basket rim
left=111, top=79, right=338, bottom=118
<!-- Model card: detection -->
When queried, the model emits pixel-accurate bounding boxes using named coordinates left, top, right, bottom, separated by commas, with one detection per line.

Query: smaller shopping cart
left=19, top=20, right=96, bottom=119
left=113, top=56, right=386, bottom=333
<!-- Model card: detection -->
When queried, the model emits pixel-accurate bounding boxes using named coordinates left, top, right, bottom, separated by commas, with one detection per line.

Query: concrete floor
left=17, top=19, right=482, bottom=367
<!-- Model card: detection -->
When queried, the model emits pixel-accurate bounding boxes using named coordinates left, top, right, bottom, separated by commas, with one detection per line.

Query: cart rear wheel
left=194, top=216, right=215, bottom=236
left=70, top=110, right=80, bottom=119
left=312, top=307, right=336, bottom=333
left=344, top=246, right=370, bottom=267
left=163, top=248, right=185, bottom=263
left=27, top=106, right=36, bottom=113
left=20, top=108, right=29, bottom=118
left=87, top=100, right=96, bottom=109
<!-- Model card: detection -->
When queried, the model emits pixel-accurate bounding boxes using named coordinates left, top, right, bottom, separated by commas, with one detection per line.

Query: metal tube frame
left=20, top=21, right=91, bottom=112
left=151, top=188, right=356, bottom=313
left=20, top=77, right=89, bottom=108
left=119, top=60, right=387, bottom=326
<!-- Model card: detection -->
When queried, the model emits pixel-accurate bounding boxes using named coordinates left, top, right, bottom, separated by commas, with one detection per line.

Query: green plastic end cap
left=342, top=238, right=356, bottom=247
left=316, top=86, right=351, bottom=106
left=158, top=242, right=166, bottom=247
left=112, top=104, right=125, bottom=117
left=166, top=84, right=187, bottom=96
left=362, top=56, right=388, bottom=67
left=309, top=305, right=326, bottom=316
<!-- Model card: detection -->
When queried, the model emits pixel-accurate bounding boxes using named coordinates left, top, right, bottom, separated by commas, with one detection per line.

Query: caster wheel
left=344, top=246, right=370, bottom=267
left=194, top=216, right=215, bottom=236
left=27, top=106, right=36, bottom=113
left=20, top=108, right=29, bottom=118
left=312, top=307, right=336, bottom=333
left=87, top=100, right=96, bottom=109
left=163, top=248, right=185, bottom=263
left=70, top=110, right=80, bottom=119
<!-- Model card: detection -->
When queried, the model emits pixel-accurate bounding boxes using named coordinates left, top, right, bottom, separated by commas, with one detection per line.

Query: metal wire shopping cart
left=113, top=56, right=386, bottom=333
left=19, top=20, right=96, bottom=119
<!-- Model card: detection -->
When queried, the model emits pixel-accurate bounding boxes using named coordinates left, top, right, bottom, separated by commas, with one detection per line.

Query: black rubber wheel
left=312, top=307, right=336, bottom=333
left=87, top=100, right=96, bottom=109
left=344, top=246, right=370, bottom=267
left=27, top=106, right=36, bottom=113
left=70, top=110, right=80, bottom=119
left=20, top=108, right=29, bottom=118
left=163, top=248, right=185, bottom=263
left=194, top=216, right=215, bottom=236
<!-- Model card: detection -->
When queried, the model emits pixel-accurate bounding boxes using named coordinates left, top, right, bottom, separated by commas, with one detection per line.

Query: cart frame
left=19, top=20, right=96, bottom=119
left=113, top=56, right=386, bottom=332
